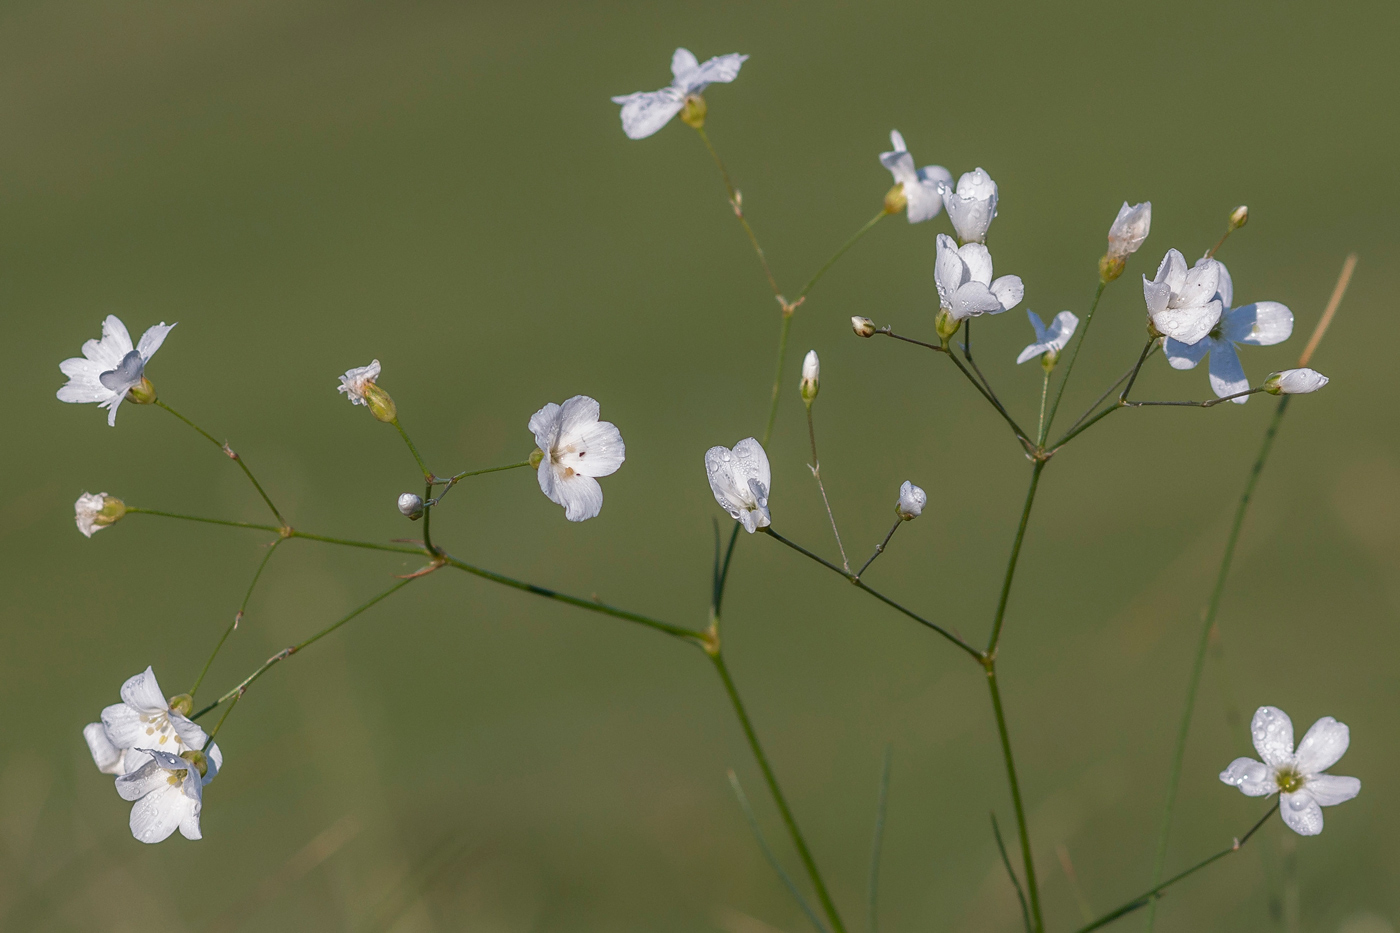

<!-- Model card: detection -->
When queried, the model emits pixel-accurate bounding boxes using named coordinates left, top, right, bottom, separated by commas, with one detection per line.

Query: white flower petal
left=1280, top=790, right=1324, bottom=836
left=1046, top=311, right=1078, bottom=348
left=100, top=702, right=145, bottom=749
left=934, top=234, right=966, bottom=307
left=958, top=244, right=994, bottom=286
left=670, top=47, right=699, bottom=82
left=528, top=401, right=563, bottom=451
left=1163, top=336, right=1213, bottom=370
left=1156, top=249, right=1187, bottom=295
left=1304, top=774, right=1360, bottom=807
left=611, top=88, right=686, bottom=140
left=989, top=275, right=1023, bottom=312
left=1220, top=757, right=1274, bottom=796
left=879, top=148, right=917, bottom=186
left=552, top=474, right=604, bottom=522
left=1178, top=259, right=1222, bottom=309
left=949, top=283, right=1004, bottom=321
left=128, top=782, right=190, bottom=844
left=1224, top=302, right=1294, bottom=346
left=84, top=723, right=126, bottom=775
left=1207, top=341, right=1250, bottom=403
left=120, top=667, right=167, bottom=713
left=136, top=323, right=175, bottom=361
left=169, top=712, right=209, bottom=752
left=1251, top=706, right=1296, bottom=768
left=100, top=315, right=135, bottom=359
left=1153, top=299, right=1222, bottom=345
left=905, top=179, right=945, bottom=223
left=1295, top=716, right=1350, bottom=775
left=1143, top=277, right=1172, bottom=317
left=1212, top=259, right=1233, bottom=309
left=1027, top=311, right=1049, bottom=343
left=687, top=52, right=747, bottom=92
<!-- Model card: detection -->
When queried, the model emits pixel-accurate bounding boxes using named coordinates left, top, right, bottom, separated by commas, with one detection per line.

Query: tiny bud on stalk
left=895, top=481, right=926, bottom=521
left=680, top=94, right=707, bottom=129
left=1264, top=368, right=1329, bottom=395
left=1101, top=201, right=1151, bottom=282
left=852, top=316, right=876, bottom=338
left=126, top=376, right=157, bottom=405
left=883, top=183, right=908, bottom=215
left=363, top=383, right=397, bottom=423
left=799, top=350, right=820, bottom=404
left=398, top=492, right=425, bottom=520
left=1229, top=205, right=1249, bottom=230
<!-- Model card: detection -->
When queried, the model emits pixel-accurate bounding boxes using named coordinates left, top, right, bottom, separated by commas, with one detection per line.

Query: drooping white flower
left=56, top=315, right=174, bottom=426
left=1016, top=311, right=1079, bottom=365
left=705, top=437, right=771, bottom=533
left=1106, top=202, right=1152, bottom=264
left=1164, top=261, right=1293, bottom=403
left=610, top=48, right=748, bottom=140
left=83, top=722, right=128, bottom=775
left=1143, top=250, right=1224, bottom=345
left=97, top=667, right=207, bottom=773
left=942, top=168, right=998, bottom=243
left=879, top=131, right=952, bottom=224
left=934, top=234, right=1024, bottom=322
left=528, top=396, right=626, bottom=522
left=338, top=360, right=382, bottom=406
left=74, top=492, right=125, bottom=538
left=800, top=350, right=820, bottom=402
left=115, top=745, right=222, bottom=843
left=1266, top=368, right=1330, bottom=395
left=1220, top=706, right=1360, bottom=836
left=895, top=481, right=926, bottom=521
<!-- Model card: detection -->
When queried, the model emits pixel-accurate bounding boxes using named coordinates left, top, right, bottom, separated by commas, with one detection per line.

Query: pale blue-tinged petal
left=880, top=148, right=917, bottom=186
left=1016, top=341, right=1050, bottom=365
left=554, top=474, right=604, bottom=522
left=1219, top=757, right=1274, bottom=796
left=1202, top=257, right=1233, bottom=308
left=687, top=52, right=747, bottom=92
left=1163, top=335, right=1213, bottom=370
left=732, top=437, right=771, bottom=494
left=1251, top=706, right=1296, bottom=768
left=1280, top=790, right=1324, bottom=836
left=949, top=283, right=1004, bottom=320
left=1027, top=310, right=1049, bottom=344
left=905, top=179, right=945, bottom=223
left=670, top=48, right=699, bottom=82
left=128, top=783, right=189, bottom=844
left=989, top=275, right=1023, bottom=312
left=611, top=88, right=686, bottom=140
left=1208, top=341, right=1250, bottom=402
left=116, top=759, right=171, bottom=802
left=916, top=165, right=952, bottom=193
left=1295, top=716, right=1349, bottom=774
left=169, top=712, right=209, bottom=752
left=1305, top=774, right=1359, bottom=807
left=103, top=392, right=125, bottom=426
left=1046, top=311, right=1078, bottom=349
left=888, top=129, right=907, bottom=153
left=136, top=323, right=175, bottom=361
left=1224, top=301, right=1293, bottom=346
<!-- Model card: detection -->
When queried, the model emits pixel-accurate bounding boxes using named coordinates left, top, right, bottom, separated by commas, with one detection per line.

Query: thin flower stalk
left=155, top=399, right=287, bottom=526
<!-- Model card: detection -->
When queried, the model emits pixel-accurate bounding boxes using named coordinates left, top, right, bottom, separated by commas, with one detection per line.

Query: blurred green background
left=2, top=1, right=1397, bottom=930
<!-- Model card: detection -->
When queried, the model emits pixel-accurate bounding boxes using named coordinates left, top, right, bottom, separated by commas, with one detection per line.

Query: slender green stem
left=764, top=314, right=795, bottom=446
left=856, top=520, right=902, bottom=579
left=203, top=692, right=241, bottom=744
left=1145, top=396, right=1290, bottom=929
left=712, top=523, right=742, bottom=625
left=797, top=210, right=887, bottom=301
left=1118, top=339, right=1157, bottom=403
left=126, top=507, right=280, bottom=533
left=985, top=461, right=1045, bottom=657
left=189, top=537, right=283, bottom=698
left=393, top=419, right=432, bottom=481
left=986, top=664, right=1043, bottom=933
left=1042, top=280, right=1107, bottom=438
left=420, top=480, right=436, bottom=553
left=806, top=405, right=849, bottom=572
left=991, top=812, right=1033, bottom=933
left=868, top=744, right=893, bottom=933
left=694, top=126, right=783, bottom=301
left=1037, top=369, right=1050, bottom=443
left=727, top=770, right=830, bottom=933
left=429, top=460, right=532, bottom=508
left=290, top=531, right=424, bottom=554
left=1076, top=802, right=1279, bottom=933
left=155, top=399, right=287, bottom=525
left=1057, top=349, right=1158, bottom=445
left=941, top=347, right=1034, bottom=451
left=1049, top=403, right=1121, bottom=451
left=710, top=651, right=847, bottom=933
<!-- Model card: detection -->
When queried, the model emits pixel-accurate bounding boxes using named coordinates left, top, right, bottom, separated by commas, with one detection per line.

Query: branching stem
left=155, top=400, right=287, bottom=526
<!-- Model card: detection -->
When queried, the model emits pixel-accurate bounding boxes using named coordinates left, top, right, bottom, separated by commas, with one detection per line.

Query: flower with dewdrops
left=1016, top=311, right=1078, bottom=367
left=74, top=492, right=126, bottom=538
left=879, top=131, right=952, bottom=223
left=115, top=745, right=222, bottom=843
left=611, top=48, right=748, bottom=140
left=57, top=315, right=174, bottom=426
left=1142, top=249, right=1224, bottom=345
left=1164, top=261, right=1293, bottom=403
left=338, top=359, right=397, bottom=422
left=1265, top=368, right=1330, bottom=395
left=92, top=667, right=207, bottom=774
left=934, top=234, right=1023, bottom=338
left=1220, top=705, right=1360, bottom=836
left=528, top=396, right=626, bottom=522
left=705, top=437, right=771, bottom=533
left=942, top=168, right=998, bottom=244
left=895, top=481, right=926, bottom=521
left=1100, top=201, right=1152, bottom=282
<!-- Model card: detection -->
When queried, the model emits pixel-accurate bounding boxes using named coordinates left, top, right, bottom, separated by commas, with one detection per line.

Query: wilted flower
left=934, top=234, right=1023, bottom=334
left=1164, top=262, right=1293, bottom=403
left=94, top=667, right=207, bottom=774
left=338, top=359, right=397, bottom=422
left=115, top=745, right=222, bottom=843
left=705, top=437, right=771, bottom=533
left=1100, top=201, right=1152, bottom=281
left=397, top=492, right=424, bottom=519
left=1220, top=705, right=1360, bottom=836
left=610, top=48, right=748, bottom=140
left=1142, top=250, right=1224, bottom=345
left=879, top=131, right=952, bottom=223
left=1016, top=311, right=1079, bottom=366
left=942, top=168, right=998, bottom=243
left=1265, top=368, right=1330, bottom=395
left=74, top=492, right=126, bottom=538
left=895, top=481, right=926, bottom=521
left=800, top=350, right=820, bottom=403
left=57, top=315, right=174, bottom=426
left=528, top=396, right=626, bottom=522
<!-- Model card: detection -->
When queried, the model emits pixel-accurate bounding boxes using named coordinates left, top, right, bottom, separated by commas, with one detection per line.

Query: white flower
left=1016, top=311, right=1079, bottom=365
left=800, top=350, right=820, bottom=402
left=705, top=437, right=771, bottom=533
left=96, top=667, right=208, bottom=774
left=934, top=234, right=1024, bottom=322
left=1106, top=201, right=1152, bottom=263
left=1266, top=368, right=1330, bottom=395
left=879, top=131, right=952, bottom=224
left=74, top=492, right=125, bottom=538
left=528, top=396, right=626, bottom=522
left=397, top=493, right=424, bottom=517
left=1164, top=261, right=1293, bottom=403
left=338, top=360, right=381, bottom=405
left=1220, top=705, right=1360, bottom=836
left=942, top=168, right=998, bottom=243
left=895, top=481, right=926, bottom=521
left=115, top=745, right=222, bottom=843
left=610, top=48, right=748, bottom=140
left=1143, top=250, right=1224, bottom=345
left=56, top=315, right=174, bottom=426
left=83, top=722, right=128, bottom=775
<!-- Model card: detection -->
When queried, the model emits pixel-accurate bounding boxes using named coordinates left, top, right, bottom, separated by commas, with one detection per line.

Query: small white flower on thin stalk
left=1016, top=311, right=1079, bottom=366
left=705, top=437, right=772, bottom=533
left=934, top=234, right=1024, bottom=329
left=942, top=168, right=998, bottom=243
left=57, top=315, right=174, bottom=426
left=879, top=131, right=952, bottom=223
left=895, top=481, right=926, bottom=521
left=1142, top=249, right=1224, bottom=345
left=611, top=48, right=748, bottom=140
left=74, top=492, right=126, bottom=538
left=1266, top=368, right=1330, bottom=395
left=95, top=667, right=208, bottom=774
left=1107, top=202, right=1152, bottom=263
left=1164, top=261, right=1293, bottom=403
left=528, top=396, right=626, bottom=522
left=338, top=360, right=381, bottom=405
left=115, top=745, right=222, bottom=843
left=800, top=350, right=820, bottom=403
left=1220, top=705, right=1360, bottom=836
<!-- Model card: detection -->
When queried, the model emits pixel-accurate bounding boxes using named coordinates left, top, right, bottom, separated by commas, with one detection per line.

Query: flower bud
left=397, top=492, right=424, bottom=520
left=851, top=316, right=876, bottom=338
left=126, top=376, right=157, bottom=405
left=179, top=749, right=209, bottom=777
left=1264, top=368, right=1328, bottom=395
left=1229, top=205, right=1249, bottom=230
left=1103, top=201, right=1151, bottom=278
left=883, top=183, right=908, bottom=215
left=168, top=694, right=194, bottom=716
left=680, top=93, right=707, bottom=129
left=935, top=308, right=961, bottom=341
left=362, top=382, right=397, bottom=423
left=528, top=447, right=545, bottom=469
left=74, top=492, right=126, bottom=538
left=895, top=481, right=926, bottom=521
left=1041, top=348, right=1059, bottom=374
left=799, top=350, right=820, bottom=404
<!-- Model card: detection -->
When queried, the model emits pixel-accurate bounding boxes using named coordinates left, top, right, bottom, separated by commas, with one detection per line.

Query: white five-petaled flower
left=89, top=667, right=208, bottom=775
left=1143, top=249, right=1225, bottom=345
left=74, top=492, right=124, bottom=538
left=610, top=48, right=748, bottom=140
left=1016, top=311, right=1079, bottom=365
left=116, top=745, right=222, bottom=843
left=879, top=131, right=952, bottom=223
left=528, top=396, right=626, bottom=522
left=942, top=168, right=998, bottom=243
left=1164, top=260, right=1293, bottom=403
left=1106, top=202, right=1152, bottom=264
left=705, top=437, right=771, bottom=533
left=1266, top=368, right=1330, bottom=395
left=934, top=234, right=1024, bottom=322
left=57, top=315, right=174, bottom=426
left=338, top=360, right=382, bottom=405
left=1220, top=705, right=1360, bottom=836
left=896, top=481, right=926, bottom=521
